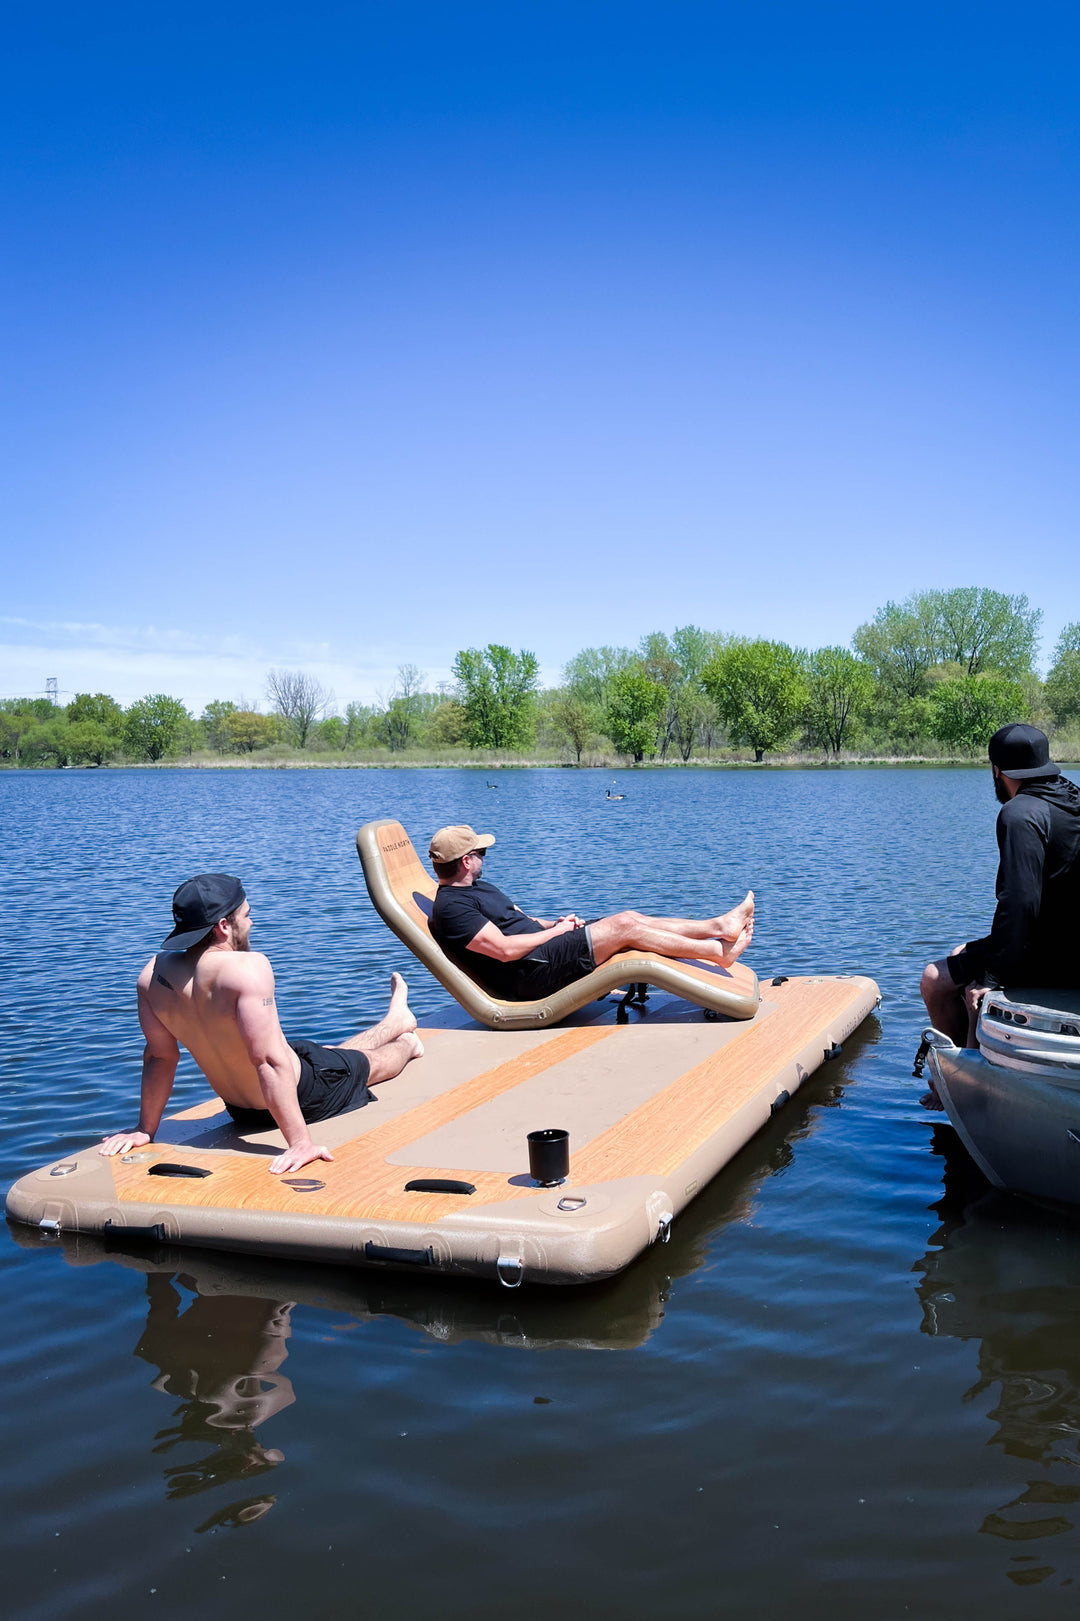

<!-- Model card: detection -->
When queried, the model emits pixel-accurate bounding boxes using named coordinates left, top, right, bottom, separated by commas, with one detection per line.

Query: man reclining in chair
left=429, top=825, right=754, bottom=1003
left=99, top=873, right=423, bottom=1175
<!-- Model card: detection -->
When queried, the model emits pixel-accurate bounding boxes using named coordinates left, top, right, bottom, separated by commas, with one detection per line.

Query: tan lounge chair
left=356, top=818, right=760, bottom=1030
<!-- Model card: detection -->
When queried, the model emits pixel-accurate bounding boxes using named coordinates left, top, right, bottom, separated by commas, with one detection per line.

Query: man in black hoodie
left=921, top=723, right=1080, bottom=1050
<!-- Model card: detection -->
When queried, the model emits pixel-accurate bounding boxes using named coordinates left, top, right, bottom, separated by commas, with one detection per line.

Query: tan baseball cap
left=429, top=824, right=496, bottom=864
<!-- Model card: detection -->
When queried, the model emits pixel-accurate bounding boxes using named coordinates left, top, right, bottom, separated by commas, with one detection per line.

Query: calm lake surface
left=4, top=765, right=1080, bottom=1619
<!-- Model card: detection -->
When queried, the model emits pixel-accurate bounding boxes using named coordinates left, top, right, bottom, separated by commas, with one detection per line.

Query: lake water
left=4, top=765, right=1080, bottom=1619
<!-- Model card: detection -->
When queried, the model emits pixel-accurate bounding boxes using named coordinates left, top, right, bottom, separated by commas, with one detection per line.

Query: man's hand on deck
left=99, top=1130, right=153, bottom=1157
left=269, top=1140, right=335, bottom=1175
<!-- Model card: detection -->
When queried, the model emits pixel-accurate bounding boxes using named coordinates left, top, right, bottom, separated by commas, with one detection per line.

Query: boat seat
left=356, top=818, right=760, bottom=1031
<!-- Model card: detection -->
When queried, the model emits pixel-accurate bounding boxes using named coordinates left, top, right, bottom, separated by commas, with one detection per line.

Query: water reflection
left=7, top=1055, right=854, bottom=1544
left=135, top=1273, right=294, bottom=1530
left=917, top=1129, right=1080, bottom=1586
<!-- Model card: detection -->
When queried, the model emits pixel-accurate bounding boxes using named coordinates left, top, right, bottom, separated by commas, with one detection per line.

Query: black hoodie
left=951, top=773, right=1080, bottom=988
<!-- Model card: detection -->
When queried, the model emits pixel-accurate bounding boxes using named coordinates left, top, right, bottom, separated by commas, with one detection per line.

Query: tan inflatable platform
left=6, top=974, right=879, bottom=1287
left=356, top=819, right=761, bottom=1028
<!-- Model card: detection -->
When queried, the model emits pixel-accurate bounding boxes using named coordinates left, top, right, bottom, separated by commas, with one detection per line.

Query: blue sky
left=2, top=2, right=1078, bottom=712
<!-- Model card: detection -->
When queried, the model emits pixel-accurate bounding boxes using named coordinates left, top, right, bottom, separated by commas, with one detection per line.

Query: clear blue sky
left=2, top=1, right=1077, bottom=711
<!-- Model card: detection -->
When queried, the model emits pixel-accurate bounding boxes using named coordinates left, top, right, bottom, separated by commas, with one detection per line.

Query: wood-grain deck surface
left=110, top=977, right=872, bottom=1225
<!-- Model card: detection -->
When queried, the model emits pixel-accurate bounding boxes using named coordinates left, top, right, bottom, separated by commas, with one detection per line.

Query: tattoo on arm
left=262, top=996, right=275, bottom=1006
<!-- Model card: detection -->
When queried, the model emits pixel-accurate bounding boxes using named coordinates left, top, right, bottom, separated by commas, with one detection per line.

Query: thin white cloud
left=0, top=617, right=564, bottom=711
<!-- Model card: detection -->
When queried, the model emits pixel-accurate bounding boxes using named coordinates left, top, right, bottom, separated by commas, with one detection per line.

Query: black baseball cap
left=161, top=873, right=247, bottom=951
left=988, top=723, right=1059, bottom=780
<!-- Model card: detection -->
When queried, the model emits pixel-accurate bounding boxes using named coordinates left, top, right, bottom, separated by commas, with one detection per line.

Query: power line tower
left=46, top=677, right=58, bottom=705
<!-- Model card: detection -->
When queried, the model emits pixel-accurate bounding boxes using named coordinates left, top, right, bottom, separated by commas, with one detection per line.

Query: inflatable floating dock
left=7, top=973, right=879, bottom=1286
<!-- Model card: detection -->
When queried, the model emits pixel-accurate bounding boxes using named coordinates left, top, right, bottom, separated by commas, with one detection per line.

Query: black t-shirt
left=431, top=879, right=544, bottom=997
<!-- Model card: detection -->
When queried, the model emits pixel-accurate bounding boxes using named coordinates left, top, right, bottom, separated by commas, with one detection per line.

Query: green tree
left=1045, top=621, right=1080, bottom=727
left=122, top=694, right=192, bottom=761
left=343, top=700, right=376, bottom=749
left=378, top=664, right=425, bottom=752
left=803, top=647, right=875, bottom=758
left=64, top=693, right=122, bottom=763
left=222, top=710, right=278, bottom=752
left=854, top=587, right=1041, bottom=695
left=550, top=693, right=593, bottom=763
left=702, top=640, right=808, bottom=762
left=928, top=674, right=1029, bottom=751
left=926, top=587, right=1041, bottom=676
left=562, top=645, right=635, bottom=708
left=428, top=699, right=468, bottom=746
left=201, top=699, right=239, bottom=752
left=452, top=645, right=539, bottom=749
left=67, top=692, right=123, bottom=731
left=66, top=720, right=115, bottom=765
left=853, top=598, right=939, bottom=700
left=604, top=668, right=666, bottom=762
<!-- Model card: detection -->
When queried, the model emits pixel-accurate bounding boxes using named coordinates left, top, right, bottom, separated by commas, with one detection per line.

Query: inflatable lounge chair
left=356, top=819, right=760, bottom=1030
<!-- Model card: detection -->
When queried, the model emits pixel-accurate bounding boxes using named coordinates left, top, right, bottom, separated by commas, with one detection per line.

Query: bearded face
left=993, top=771, right=1012, bottom=805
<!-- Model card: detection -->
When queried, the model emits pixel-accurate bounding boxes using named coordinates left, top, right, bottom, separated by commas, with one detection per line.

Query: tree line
left=3, top=589, right=1079, bottom=767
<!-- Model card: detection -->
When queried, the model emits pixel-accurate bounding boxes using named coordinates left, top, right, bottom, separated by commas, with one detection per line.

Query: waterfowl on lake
left=606, top=785, right=625, bottom=800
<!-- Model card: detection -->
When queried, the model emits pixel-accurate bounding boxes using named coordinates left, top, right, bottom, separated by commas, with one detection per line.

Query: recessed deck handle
left=404, top=1178, right=476, bottom=1195
left=148, top=1162, right=212, bottom=1178
left=364, top=1241, right=435, bottom=1267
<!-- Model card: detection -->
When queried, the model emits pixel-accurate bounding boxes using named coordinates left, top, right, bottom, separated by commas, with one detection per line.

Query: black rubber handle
left=403, top=1178, right=476, bottom=1195
left=103, top=1219, right=168, bottom=1241
left=364, top=1241, right=434, bottom=1266
left=148, top=1162, right=213, bottom=1178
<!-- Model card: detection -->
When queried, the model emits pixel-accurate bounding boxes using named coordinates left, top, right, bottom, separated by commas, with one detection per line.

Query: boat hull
left=930, top=1044, right=1080, bottom=1205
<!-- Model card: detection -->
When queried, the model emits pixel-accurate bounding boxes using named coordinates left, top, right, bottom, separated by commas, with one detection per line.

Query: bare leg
left=364, top=1030, right=424, bottom=1087
left=920, top=950, right=969, bottom=1048
left=625, top=893, right=754, bottom=942
left=590, top=910, right=754, bottom=969
left=332, top=973, right=417, bottom=1052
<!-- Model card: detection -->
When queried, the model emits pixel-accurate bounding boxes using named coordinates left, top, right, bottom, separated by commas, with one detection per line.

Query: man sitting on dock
left=99, top=873, right=423, bottom=1174
left=920, top=724, right=1080, bottom=1068
left=428, top=824, right=754, bottom=1002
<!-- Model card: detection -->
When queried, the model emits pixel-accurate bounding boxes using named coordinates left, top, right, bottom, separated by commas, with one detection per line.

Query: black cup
left=527, top=1128, right=569, bottom=1187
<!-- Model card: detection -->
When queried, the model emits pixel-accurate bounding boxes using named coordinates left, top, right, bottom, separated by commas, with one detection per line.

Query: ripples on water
left=3, top=765, right=1080, bottom=1618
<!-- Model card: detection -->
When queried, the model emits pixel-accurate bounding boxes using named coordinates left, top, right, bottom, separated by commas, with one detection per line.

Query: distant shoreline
left=6, top=754, right=1078, bottom=773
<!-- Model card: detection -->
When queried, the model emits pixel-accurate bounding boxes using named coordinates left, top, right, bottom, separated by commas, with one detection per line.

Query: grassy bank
left=10, top=745, right=1079, bottom=771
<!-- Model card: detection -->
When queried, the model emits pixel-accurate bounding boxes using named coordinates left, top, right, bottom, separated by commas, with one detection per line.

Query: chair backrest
left=359, top=820, right=439, bottom=940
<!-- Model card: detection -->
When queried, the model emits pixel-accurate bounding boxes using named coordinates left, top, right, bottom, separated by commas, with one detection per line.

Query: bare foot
left=715, top=891, right=754, bottom=941
left=402, top=1030, right=424, bottom=1061
left=718, top=917, right=754, bottom=966
left=697, top=917, right=753, bottom=968
left=380, top=973, right=418, bottom=1041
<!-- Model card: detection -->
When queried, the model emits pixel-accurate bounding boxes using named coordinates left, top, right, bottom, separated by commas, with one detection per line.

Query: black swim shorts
left=511, top=924, right=597, bottom=1000
left=224, top=1038, right=374, bottom=1133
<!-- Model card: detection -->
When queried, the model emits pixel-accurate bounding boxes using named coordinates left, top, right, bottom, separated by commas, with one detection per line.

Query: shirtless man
left=428, top=825, right=754, bottom=1003
left=99, top=872, right=423, bottom=1174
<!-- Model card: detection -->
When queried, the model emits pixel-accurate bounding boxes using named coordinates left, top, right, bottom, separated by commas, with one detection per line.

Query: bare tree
left=265, top=668, right=333, bottom=749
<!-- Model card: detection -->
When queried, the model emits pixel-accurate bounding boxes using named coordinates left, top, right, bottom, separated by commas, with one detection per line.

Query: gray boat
left=923, top=988, right=1080, bottom=1207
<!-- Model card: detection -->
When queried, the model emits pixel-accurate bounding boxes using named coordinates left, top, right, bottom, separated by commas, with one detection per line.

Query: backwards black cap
left=161, top=873, right=246, bottom=952
left=988, top=723, right=1059, bottom=781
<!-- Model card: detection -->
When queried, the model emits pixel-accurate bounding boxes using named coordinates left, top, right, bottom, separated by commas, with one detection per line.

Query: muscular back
left=139, top=947, right=299, bottom=1108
